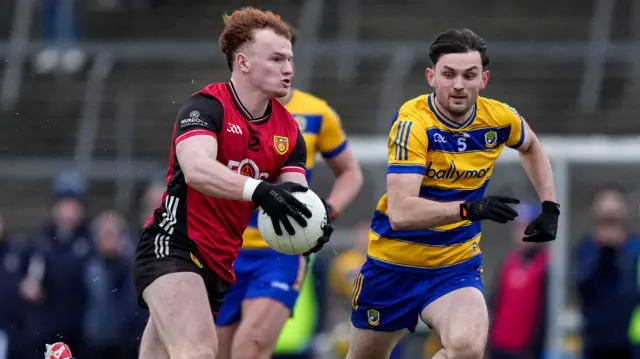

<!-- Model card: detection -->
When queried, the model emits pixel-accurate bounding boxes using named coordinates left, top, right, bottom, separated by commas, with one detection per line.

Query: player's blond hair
left=219, top=7, right=292, bottom=71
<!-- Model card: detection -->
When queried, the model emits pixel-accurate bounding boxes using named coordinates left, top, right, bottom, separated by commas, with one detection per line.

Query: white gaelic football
left=257, top=189, right=327, bottom=255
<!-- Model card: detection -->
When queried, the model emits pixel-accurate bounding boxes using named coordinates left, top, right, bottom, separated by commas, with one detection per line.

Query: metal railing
left=0, top=0, right=36, bottom=109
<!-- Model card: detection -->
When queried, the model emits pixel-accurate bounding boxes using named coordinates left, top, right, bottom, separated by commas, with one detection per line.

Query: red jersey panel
left=144, top=82, right=306, bottom=283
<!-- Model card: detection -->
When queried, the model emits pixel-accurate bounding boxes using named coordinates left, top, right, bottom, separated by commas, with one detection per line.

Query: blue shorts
left=217, top=249, right=307, bottom=326
left=351, top=256, right=484, bottom=333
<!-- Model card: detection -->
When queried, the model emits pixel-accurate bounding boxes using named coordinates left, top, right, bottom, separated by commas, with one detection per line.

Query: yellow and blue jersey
left=243, top=89, right=349, bottom=249
left=368, top=93, right=526, bottom=272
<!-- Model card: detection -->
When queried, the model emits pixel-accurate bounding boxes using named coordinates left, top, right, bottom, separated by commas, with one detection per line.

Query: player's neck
left=434, top=97, right=474, bottom=124
left=229, top=76, right=270, bottom=118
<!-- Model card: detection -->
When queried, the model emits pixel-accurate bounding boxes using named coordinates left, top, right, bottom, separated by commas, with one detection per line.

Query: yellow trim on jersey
left=352, top=272, right=364, bottom=310
left=368, top=229, right=482, bottom=269
left=242, top=90, right=349, bottom=249
left=370, top=94, right=525, bottom=270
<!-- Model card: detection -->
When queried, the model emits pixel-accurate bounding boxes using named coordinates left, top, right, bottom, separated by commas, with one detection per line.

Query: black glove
left=523, top=201, right=560, bottom=243
left=460, top=196, right=520, bottom=223
left=303, top=199, right=334, bottom=256
left=252, top=181, right=312, bottom=236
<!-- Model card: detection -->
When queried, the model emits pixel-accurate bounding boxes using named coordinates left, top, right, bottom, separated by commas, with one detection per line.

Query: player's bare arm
left=515, top=121, right=561, bottom=242
left=325, top=147, right=363, bottom=217
left=177, top=135, right=253, bottom=201
left=516, top=121, right=557, bottom=202
left=387, top=173, right=463, bottom=230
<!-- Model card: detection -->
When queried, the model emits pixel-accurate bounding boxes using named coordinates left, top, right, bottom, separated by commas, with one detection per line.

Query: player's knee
left=177, top=344, right=217, bottom=359
left=445, top=334, right=485, bottom=359
left=231, top=331, right=272, bottom=359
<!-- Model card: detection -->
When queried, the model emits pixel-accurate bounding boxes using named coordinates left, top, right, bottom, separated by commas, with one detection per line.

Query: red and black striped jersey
left=144, top=82, right=306, bottom=283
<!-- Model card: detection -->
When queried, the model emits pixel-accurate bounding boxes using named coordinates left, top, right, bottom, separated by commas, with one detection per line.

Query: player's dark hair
left=429, top=28, right=490, bottom=68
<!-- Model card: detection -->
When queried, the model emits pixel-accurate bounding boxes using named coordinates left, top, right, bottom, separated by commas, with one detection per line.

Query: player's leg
left=215, top=323, right=238, bottom=359
left=346, top=326, right=405, bottom=359
left=420, top=270, right=487, bottom=359
left=347, top=259, right=422, bottom=359
left=138, top=318, right=169, bottom=359
left=231, top=298, right=292, bottom=359
left=134, top=232, right=220, bottom=359
left=141, top=271, right=218, bottom=359
left=215, top=271, right=251, bottom=359
left=230, top=255, right=307, bottom=359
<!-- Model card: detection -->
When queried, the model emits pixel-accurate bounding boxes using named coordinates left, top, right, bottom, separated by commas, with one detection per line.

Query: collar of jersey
left=226, top=81, right=272, bottom=123
left=427, top=93, right=477, bottom=130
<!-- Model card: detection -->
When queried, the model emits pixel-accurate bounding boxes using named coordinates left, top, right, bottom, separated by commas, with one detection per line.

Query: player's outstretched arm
left=177, top=135, right=254, bottom=201
left=515, top=121, right=560, bottom=242
left=517, top=122, right=556, bottom=203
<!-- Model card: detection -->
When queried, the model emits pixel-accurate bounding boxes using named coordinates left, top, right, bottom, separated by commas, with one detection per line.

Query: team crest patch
left=367, top=309, right=380, bottom=326
left=294, top=115, right=307, bottom=132
left=484, top=130, right=497, bottom=148
left=190, top=252, right=203, bottom=268
left=274, top=136, right=289, bottom=155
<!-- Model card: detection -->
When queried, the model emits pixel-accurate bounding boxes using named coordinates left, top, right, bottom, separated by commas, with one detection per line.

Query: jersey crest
left=484, top=129, right=498, bottom=148
left=293, top=115, right=307, bottom=131
left=274, top=136, right=289, bottom=155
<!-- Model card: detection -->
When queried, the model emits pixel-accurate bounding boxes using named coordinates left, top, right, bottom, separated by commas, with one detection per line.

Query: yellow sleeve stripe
left=370, top=211, right=481, bottom=246
left=393, top=120, right=413, bottom=161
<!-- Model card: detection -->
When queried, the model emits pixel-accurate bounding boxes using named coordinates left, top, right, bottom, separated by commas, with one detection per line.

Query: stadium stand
left=0, top=0, right=639, bottom=230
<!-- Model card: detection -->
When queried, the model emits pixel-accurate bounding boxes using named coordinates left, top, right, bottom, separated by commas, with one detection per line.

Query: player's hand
left=460, top=196, right=520, bottom=223
left=303, top=198, right=334, bottom=256
left=252, top=181, right=312, bottom=236
left=523, top=201, right=560, bottom=243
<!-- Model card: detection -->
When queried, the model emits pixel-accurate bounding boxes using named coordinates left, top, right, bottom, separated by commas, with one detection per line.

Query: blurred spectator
left=138, top=179, right=165, bottom=228
left=488, top=202, right=549, bottom=359
left=20, top=171, right=92, bottom=359
left=83, top=210, right=141, bottom=359
left=34, top=0, right=86, bottom=74
left=574, top=185, right=640, bottom=359
left=0, top=214, right=27, bottom=359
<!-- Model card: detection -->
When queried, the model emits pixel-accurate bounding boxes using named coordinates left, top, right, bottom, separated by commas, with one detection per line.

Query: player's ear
left=425, top=68, right=436, bottom=87
left=236, top=52, right=250, bottom=73
left=480, top=70, right=490, bottom=90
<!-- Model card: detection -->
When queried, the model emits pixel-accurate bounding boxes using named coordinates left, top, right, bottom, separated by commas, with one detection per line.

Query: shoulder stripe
left=393, top=121, right=413, bottom=160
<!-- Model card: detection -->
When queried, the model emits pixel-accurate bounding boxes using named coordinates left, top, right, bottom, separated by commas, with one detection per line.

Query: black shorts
left=133, top=229, right=231, bottom=315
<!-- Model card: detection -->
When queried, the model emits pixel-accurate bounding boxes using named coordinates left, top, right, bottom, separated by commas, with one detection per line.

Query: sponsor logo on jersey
left=425, top=161, right=491, bottom=183
left=180, top=114, right=209, bottom=129
left=227, top=159, right=269, bottom=180
left=274, top=136, right=289, bottom=155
